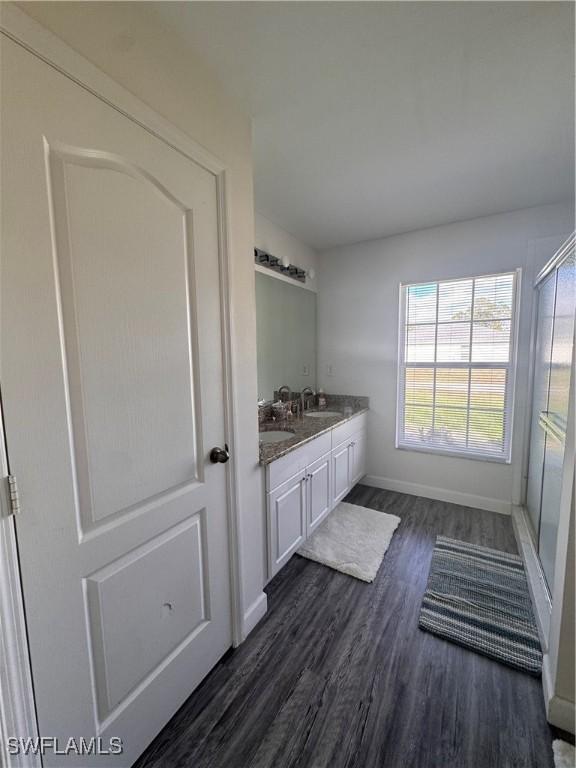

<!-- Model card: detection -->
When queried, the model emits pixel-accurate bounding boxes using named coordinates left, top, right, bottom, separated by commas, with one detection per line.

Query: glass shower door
left=526, top=241, right=575, bottom=593
left=538, top=251, right=575, bottom=588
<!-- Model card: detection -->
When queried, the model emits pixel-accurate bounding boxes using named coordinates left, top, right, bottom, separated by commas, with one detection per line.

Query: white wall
left=317, top=203, right=574, bottom=513
left=20, top=1, right=267, bottom=637
left=255, top=212, right=319, bottom=292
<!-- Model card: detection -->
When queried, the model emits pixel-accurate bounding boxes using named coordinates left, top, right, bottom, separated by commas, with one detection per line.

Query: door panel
left=268, top=473, right=306, bottom=575
left=307, top=453, right=331, bottom=533
left=1, top=39, right=231, bottom=766
left=86, top=515, right=208, bottom=719
left=350, top=430, right=367, bottom=485
left=358, top=431, right=367, bottom=481
left=332, top=443, right=350, bottom=506
left=50, top=148, right=202, bottom=530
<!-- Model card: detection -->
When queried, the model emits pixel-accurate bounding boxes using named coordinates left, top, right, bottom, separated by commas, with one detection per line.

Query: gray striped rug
left=419, top=536, right=542, bottom=675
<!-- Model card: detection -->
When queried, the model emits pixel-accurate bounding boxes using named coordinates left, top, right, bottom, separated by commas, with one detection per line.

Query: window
left=396, top=270, right=519, bottom=462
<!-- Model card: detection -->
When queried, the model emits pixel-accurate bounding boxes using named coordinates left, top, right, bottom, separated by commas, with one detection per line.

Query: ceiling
left=154, top=2, right=574, bottom=250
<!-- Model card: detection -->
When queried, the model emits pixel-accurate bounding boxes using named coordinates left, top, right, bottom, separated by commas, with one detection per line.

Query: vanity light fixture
left=254, top=248, right=307, bottom=283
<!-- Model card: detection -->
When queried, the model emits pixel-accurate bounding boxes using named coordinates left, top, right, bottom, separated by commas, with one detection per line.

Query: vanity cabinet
left=267, top=454, right=332, bottom=577
left=266, top=412, right=367, bottom=579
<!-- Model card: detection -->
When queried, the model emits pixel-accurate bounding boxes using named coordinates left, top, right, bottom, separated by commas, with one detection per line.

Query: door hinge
left=6, top=475, right=21, bottom=516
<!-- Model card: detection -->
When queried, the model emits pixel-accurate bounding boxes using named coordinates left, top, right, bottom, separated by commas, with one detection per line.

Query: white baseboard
left=543, top=654, right=576, bottom=734
left=511, top=506, right=551, bottom=649
left=542, top=652, right=554, bottom=716
left=548, top=695, right=575, bottom=735
left=363, top=475, right=511, bottom=515
left=241, top=592, right=267, bottom=642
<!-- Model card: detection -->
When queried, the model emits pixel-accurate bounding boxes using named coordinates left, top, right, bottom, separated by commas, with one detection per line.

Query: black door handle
left=210, top=444, right=230, bottom=464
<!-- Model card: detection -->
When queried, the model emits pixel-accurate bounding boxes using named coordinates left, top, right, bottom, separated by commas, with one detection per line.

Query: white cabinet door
left=307, top=452, right=332, bottom=535
left=268, top=472, right=307, bottom=577
left=2, top=39, right=233, bottom=766
left=358, top=430, right=367, bottom=480
left=350, top=430, right=367, bottom=485
left=332, top=442, right=351, bottom=507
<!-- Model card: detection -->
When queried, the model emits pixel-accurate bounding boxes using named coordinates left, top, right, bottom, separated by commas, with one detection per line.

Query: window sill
left=395, top=442, right=511, bottom=464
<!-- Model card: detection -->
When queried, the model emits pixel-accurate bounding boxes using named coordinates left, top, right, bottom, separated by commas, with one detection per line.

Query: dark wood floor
left=135, top=486, right=563, bottom=768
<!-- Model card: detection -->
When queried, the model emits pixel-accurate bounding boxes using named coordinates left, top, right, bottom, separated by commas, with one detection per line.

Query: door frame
left=0, top=399, right=41, bottom=768
left=0, top=5, right=246, bottom=764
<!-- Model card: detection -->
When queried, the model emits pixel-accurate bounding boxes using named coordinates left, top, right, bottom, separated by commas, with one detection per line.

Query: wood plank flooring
left=135, top=487, right=563, bottom=768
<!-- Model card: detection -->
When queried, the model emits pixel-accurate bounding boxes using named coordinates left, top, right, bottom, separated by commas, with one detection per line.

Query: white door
left=1, top=39, right=233, bottom=766
left=268, top=472, right=306, bottom=576
left=307, top=453, right=331, bottom=534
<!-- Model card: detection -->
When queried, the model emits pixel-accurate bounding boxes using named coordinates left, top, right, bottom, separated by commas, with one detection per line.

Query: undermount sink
left=259, top=429, right=295, bottom=444
left=304, top=410, right=343, bottom=418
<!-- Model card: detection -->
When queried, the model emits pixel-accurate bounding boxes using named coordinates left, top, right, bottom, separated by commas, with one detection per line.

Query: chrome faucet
left=300, top=387, right=315, bottom=413
left=278, top=385, right=291, bottom=402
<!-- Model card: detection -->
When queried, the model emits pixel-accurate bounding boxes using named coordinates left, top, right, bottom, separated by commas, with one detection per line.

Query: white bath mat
left=553, top=740, right=575, bottom=768
left=298, top=501, right=401, bottom=582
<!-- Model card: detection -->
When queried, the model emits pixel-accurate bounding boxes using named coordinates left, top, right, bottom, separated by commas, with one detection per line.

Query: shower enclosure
left=526, top=234, right=575, bottom=595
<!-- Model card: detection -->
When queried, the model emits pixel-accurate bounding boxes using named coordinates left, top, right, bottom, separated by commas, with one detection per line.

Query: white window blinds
left=397, top=270, right=519, bottom=461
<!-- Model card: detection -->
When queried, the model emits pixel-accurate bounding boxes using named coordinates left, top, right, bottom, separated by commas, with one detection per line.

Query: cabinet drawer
left=305, top=430, right=332, bottom=466
left=331, top=412, right=367, bottom=451
left=267, top=431, right=331, bottom=491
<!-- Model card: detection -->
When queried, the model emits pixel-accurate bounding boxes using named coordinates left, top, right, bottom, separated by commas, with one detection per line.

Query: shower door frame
left=516, top=233, right=575, bottom=658
left=523, top=234, right=575, bottom=548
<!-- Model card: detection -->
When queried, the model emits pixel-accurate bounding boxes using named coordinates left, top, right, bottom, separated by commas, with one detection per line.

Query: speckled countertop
left=259, top=395, right=369, bottom=465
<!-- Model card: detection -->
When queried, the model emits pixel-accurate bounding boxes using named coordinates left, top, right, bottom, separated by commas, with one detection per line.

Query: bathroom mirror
left=255, top=270, right=317, bottom=401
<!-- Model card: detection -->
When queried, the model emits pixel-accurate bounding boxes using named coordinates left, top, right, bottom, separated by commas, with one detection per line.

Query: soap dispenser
left=318, top=388, right=327, bottom=409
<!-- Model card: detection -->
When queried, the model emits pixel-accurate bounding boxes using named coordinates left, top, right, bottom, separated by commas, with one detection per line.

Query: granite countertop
left=259, top=395, right=369, bottom=465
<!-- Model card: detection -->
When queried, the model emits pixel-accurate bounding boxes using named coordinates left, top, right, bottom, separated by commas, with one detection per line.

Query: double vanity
left=259, top=397, right=368, bottom=579
left=255, top=261, right=368, bottom=579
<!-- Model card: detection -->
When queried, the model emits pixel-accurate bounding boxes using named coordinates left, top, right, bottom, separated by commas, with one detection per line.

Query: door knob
left=210, top=444, right=230, bottom=464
